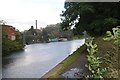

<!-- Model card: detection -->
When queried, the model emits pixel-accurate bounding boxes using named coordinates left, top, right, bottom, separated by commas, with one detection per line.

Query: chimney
left=35, top=20, right=37, bottom=29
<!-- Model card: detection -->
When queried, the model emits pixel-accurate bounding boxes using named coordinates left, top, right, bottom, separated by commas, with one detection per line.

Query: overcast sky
left=0, top=0, right=65, bottom=31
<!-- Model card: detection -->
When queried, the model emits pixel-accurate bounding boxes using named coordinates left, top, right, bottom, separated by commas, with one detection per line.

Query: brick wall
left=2, top=25, right=16, bottom=40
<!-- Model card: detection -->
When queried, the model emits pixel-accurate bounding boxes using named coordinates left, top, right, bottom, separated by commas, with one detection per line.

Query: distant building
left=24, top=26, right=43, bottom=44
left=2, top=25, right=16, bottom=40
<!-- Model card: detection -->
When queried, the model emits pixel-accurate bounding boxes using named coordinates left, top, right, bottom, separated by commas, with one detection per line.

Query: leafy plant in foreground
left=103, top=26, right=120, bottom=78
left=85, top=37, right=107, bottom=78
left=103, top=26, right=120, bottom=47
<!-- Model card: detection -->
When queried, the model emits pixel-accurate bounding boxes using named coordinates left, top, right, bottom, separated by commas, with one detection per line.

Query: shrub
left=85, top=37, right=107, bottom=78
left=103, top=26, right=120, bottom=47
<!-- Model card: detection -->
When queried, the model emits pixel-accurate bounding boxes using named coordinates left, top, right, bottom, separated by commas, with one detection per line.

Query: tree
left=25, top=26, right=39, bottom=44
left=61, top=2, right=120, bottom=36
left=2, top=25, right=24, bottom=55
left=44, top=23, right=74, bottom=40
left=42, top=28, right=49, bottom=42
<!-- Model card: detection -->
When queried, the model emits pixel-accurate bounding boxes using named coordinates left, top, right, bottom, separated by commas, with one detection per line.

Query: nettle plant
left=85, top=37, right=107, bottom=78
left=103, top=26, right=120, bottom=47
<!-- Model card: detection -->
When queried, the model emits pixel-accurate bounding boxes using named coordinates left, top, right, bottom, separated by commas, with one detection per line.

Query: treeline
left=24, top=23, right=74, bottom=44
left=44, top=23, right=74, bottom=40
left=2, top=30, right=24, bottom=56
left=61, top=2, right=120, bottom=36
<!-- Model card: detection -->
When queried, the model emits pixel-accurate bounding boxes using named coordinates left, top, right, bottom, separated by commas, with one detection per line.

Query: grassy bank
left=94, top=36, right=119, bottom=78
left=42, top=44, right=86, bottom=78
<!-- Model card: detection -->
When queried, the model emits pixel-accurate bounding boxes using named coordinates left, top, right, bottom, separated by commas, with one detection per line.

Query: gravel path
left=59, top=50, right=92, bottom=78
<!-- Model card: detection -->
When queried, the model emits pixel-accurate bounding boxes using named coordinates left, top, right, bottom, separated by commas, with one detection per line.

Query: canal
left=2, top=39, right=85, bottom=78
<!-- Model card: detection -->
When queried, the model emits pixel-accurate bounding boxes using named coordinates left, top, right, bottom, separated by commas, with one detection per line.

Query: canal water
left=2, top=39, right=85, bottom=78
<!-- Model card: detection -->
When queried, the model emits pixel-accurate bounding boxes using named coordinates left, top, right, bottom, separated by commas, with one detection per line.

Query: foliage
left=85, top=37, right=107, bottom=78
left=102, top=27, right=120, bottom=78
left=95, top=37, right=119, bottom=78
left=61, top=2, right=120, bottom=36
left=16, top=31, right=23, bottom=44
left=103, top=26, right=120, bottom=47
left=2, top=27, right=24, bottom=56
left=24, top=26, right=43, bottom=44
left=42, top=28, right=49, bottom=42
left=45, top=23, right=74, bottom=40
left=2, top=39, right=23, bottom=55
left=1, top=20, right=24, bottom=55
left=24, top=23, right=74, bottom=44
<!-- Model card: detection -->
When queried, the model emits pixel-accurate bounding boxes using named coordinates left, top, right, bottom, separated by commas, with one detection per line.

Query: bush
left=85, top=37, right=107, bottom=78
left=2, top=39, right=24, bottom=56
left=103, top=26, right=120, bottom=47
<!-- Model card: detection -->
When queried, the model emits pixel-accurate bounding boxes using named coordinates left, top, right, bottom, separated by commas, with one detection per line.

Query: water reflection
left=2, top=39, right=85, bottom=78
left=69, top=39, right=85, bottom=55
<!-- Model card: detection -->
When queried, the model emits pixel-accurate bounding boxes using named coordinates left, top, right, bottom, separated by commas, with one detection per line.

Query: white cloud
left=0, top=0, right=65, bottom=31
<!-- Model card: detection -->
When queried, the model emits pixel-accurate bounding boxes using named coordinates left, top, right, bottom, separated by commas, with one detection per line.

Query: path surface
left=59, top=50, right=92, bottom=78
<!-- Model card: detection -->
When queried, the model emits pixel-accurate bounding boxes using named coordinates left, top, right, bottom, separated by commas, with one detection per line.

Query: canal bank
left=42, top=44, right=89, bottom=78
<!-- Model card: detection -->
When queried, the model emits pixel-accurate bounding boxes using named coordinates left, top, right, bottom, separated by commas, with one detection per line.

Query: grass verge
left=94, top=36, right=119, bottom=78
